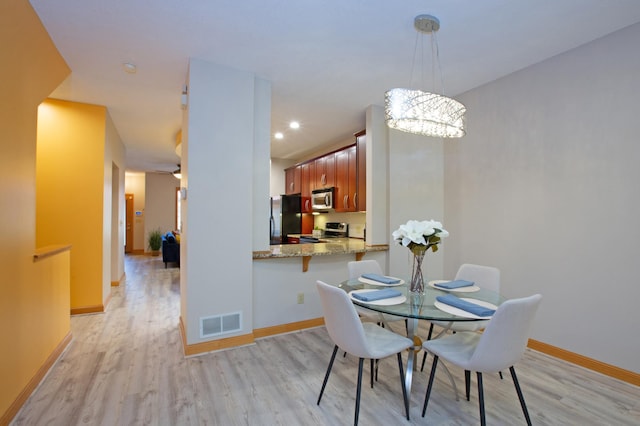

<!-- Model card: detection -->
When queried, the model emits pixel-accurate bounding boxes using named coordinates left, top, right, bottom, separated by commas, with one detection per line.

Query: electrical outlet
left=297, top=293, right=304, bottom=304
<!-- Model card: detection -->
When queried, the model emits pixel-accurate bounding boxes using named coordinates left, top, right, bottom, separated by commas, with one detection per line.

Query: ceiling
left=30, top=0, right=640, bottom=173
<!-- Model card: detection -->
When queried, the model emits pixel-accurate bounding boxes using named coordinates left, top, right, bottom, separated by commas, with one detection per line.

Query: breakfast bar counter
left=253, top=239, right=388, bottom=272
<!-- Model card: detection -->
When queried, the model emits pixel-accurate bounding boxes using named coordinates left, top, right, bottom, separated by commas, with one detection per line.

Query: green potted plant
left=148, top=228, right=163, bottom=255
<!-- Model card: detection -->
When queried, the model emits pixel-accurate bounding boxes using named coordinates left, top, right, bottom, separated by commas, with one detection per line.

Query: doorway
left=125, top=193, right=134, bottom=253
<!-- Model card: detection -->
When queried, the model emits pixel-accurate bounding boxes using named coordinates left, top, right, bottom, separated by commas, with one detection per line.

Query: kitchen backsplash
left=349, top=223, right=365, bottom=239
left=314, top=212, right=365, bottom=238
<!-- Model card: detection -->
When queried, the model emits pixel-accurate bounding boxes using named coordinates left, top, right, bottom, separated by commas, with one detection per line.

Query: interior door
left=125, top=193, right=134, bottom=253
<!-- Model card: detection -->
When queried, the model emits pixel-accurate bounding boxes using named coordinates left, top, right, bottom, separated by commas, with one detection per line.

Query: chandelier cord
left=409, top=23, right=447, bottom=96
left=431, top=31, right=447, bottom=97
left=409, top=30, right=420, bottom=90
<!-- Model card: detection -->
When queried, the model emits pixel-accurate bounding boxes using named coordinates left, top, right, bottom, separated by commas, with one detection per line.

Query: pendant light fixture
left=385, top=14, right=466, bottom=138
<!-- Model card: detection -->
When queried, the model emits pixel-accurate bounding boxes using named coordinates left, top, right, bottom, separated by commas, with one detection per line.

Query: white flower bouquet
left=392, top=219, right=449, bottom=255
left=392, top=219, right=448, bottom=294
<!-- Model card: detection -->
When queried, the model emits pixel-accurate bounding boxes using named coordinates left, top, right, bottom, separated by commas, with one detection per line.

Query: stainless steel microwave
left=311, top=187, right=334, bottom=210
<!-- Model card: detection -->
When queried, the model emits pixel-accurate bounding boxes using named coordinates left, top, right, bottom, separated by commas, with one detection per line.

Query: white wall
left=365, top=105, right=390, bottom=249
left=387, top=119, right=445, bottom=285
left=253, top=250, right=387, bottom=328
left=252, top=79, right=271, bottom=251
left=445, top=23, right=640, bottom=372
left=182, top=58, right=270, bottom=344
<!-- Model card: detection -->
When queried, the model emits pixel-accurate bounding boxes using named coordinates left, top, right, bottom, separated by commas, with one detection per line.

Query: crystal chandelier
left=385, top=15, right=466, bottom=138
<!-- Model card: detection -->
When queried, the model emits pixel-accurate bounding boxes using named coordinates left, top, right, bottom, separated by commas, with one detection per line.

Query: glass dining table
left=338, top=277, right=505, bottom=398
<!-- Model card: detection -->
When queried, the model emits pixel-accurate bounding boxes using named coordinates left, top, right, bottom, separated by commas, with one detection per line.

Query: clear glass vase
left=409, top=246, right=427, bottom=294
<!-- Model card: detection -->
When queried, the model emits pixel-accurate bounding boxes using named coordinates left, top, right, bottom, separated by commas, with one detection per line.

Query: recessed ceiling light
left=274, top=132, right=284, bottom=139
left=289, top=121, right=300, bottom=129
left=122, top=62, right=137, bottom=74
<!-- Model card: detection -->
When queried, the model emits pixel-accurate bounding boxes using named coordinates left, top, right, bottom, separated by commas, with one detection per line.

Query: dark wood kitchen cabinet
left=335, top=144, right=357, bottom=212
left=334, top=131, right=366, bottom=212
left=355, top=130, right=366, bottom=212
left=314, top=153, right=335, bottom=189
left=300, top=161, right=314, bottom=212
left=285, top=165, right=301, bottom=195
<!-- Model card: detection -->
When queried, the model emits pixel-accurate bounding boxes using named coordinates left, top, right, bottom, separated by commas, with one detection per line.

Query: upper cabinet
left=335, top=144, right=357, bottom=212
left=285, top=166, right=301, bottom=195
left=314, top=153, right=335, bottom=189
left=300, top=162, right=314, bottom=213
left=355, top=130, right=366, bottom=212
left=334, top=131, right=366, bottom=212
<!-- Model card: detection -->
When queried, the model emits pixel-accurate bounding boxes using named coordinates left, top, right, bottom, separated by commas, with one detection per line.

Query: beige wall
left=123, top=172, right=178, bottom=253
left=144, top=172, right=179, bottom=250
left=105, top=110, right=126, bottom=289
left=0, top=0, right=71, bottom=422
left=444, top=23, right=640, bottom=373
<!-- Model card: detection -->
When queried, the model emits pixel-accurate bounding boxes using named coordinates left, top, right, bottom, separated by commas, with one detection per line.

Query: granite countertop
left=253, top=238, right=388, bottom=259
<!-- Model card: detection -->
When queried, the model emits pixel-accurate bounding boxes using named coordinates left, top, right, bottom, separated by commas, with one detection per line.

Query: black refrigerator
left=271, top=194, right=301, bottom=244
left=269, top=196, right=281, bottom=244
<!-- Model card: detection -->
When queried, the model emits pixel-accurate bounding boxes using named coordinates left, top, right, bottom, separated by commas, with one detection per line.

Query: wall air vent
left=200, top=312, right=242, bottom=338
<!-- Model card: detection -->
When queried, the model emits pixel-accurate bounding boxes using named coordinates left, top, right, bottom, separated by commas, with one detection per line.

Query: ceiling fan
left=172, top=165, right=181, bottom=179
left=151, top=164, right=181, bottom=179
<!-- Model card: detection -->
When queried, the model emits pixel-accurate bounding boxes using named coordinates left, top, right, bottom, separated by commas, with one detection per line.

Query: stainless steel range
left=324, top=222, right=348, bottom=238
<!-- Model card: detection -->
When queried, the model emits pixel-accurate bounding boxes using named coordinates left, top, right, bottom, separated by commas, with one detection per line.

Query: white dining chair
left=347, top=260, right=406, bottom=327
left=421, top=293, right=542, bottom=426
left=315, top=280, right=413, bottom=425
left=421, top=263, right=500, bottom=373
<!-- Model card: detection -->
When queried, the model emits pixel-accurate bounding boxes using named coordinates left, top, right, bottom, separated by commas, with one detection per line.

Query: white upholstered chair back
left=469, top=294, right=542, bottom=372
left=455, top=263, right=500, bottom=293
left=316, top=280, right=371, bottom=359
left=347, top=260, right=383, bottom=279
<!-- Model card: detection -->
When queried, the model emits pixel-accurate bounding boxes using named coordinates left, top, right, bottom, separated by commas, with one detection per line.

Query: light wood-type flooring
left=11, top=255, right=640, bottom=425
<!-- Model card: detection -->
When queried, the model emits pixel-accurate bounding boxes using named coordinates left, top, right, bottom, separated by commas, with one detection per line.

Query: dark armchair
left=161, top=232, right=180, bottom=268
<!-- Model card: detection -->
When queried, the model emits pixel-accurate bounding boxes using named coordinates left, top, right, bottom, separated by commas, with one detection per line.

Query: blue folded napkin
left=434, top=279, right=475, bottom=289
left=436, top=294, right=496, bottom=317
left=361, top=273, right=401, bottom=284
left=352, top=288, right=402, bottom=302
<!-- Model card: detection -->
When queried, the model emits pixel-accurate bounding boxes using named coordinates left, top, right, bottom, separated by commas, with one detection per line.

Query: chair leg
left=499, top=371, right=503, bottom=380
left=396, top=352, right=410, bottom=421
left=420, top=323, right=435, bottom=372
left=426, top=322, right=435, bottom=340
left=510, top=366, right=532, bottom=426
left=375, top=359, right=379, bottom=382
left=420, top=352, right=427, bottom=372
left=317, top=345, right=339, bottom=405
left=370, top=359, right=374, bottom=388
left=355, top=358, right=364, bottom=426
left=477, top=372, right=486, bottom=426
left=421, top=355, right=439, bottom=417
left=465, top=370, right=471, bottom=401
